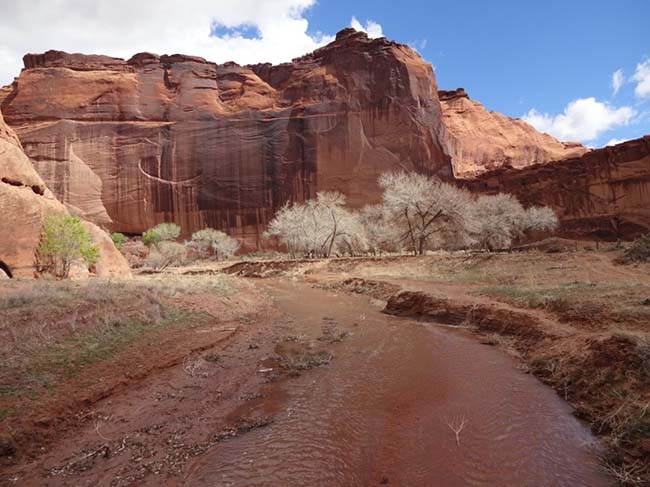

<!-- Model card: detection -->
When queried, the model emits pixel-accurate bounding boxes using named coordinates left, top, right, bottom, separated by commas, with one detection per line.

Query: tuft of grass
left=612, top=331, right=650, bottom=378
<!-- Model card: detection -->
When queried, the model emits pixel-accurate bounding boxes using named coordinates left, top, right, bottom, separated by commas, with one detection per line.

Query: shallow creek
left=184, top=280, right=613, bottom=486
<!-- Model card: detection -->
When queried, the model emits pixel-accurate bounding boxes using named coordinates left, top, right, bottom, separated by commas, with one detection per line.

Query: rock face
left=439, top=88, right=587, bottom=177
left=0, top=29, right=451, bottom=249
left=0, top=108, right=130, bottom=278
left=464, top=137, right=650, bottom=239
left=1, top=29, right=649, bottom=244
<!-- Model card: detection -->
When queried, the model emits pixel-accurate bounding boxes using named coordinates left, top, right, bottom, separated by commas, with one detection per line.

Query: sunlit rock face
left=439, top=88, right=588, bottom=178
left=1, top=29, right=452, bottom=249
left=463, top=136, right=650, bottom=239
left=0, top=108, right=64, bottom=277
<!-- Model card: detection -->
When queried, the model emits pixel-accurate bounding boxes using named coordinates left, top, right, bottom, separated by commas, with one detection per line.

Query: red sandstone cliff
left=439, top=88, right=587, bottom=177
left=463, top=137, right=650, bottom=239
left=1, top=29, right=649, bottom=243
left=0, top=108, right=130, bottom=278
left=0, top=29, right=452, bottom=248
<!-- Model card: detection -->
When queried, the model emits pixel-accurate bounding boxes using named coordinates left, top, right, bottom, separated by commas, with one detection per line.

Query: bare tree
left=359, top=204, right=401, bottom=255
left=378, top=171, right=474, bottom=255
left=522, top=206, right=559, bottom=235
left=470, top=194, right=559, bottom=250
left=265, top=192, right=367, bottom=258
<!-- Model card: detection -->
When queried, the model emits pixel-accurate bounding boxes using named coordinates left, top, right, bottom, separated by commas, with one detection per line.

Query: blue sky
left=1, top=0, right=648, bottom=148
left=302, top=0, right=650, bottom=148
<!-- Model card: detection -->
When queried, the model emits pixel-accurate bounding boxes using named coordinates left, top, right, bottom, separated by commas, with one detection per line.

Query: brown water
left=184, top=280, right=613, bottom=486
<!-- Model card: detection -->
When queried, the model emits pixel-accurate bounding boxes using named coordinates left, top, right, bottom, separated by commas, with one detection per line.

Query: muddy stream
left=184, top=280, right=612, bottom=486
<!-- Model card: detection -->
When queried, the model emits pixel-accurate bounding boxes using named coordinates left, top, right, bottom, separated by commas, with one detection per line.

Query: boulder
left=0, top=109, right=130, bottom=277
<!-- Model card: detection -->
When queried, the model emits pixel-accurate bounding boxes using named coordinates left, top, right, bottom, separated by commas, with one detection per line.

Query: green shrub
left=142, top=223, right=181, bottom=248
left=110, top=232, right=128, bottom=250
left=38, top=213, right=99, bottom=278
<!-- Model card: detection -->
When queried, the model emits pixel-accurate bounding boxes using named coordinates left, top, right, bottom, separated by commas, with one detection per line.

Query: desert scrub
left=110, top=232, right=128, bottom=250
left=0, top=275, right=235, bottom=310
left=617, top=234, right=650, bottom=264
left=0, top=305, right=212, bottom=398
left=142, top=222, right=181, bottom=248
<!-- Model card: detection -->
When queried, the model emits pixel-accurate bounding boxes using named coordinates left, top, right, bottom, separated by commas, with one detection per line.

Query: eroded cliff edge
left=439, top=88, right=587, bottom=177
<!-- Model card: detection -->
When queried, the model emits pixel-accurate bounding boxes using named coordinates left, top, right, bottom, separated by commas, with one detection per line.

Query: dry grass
left=0, top=274, right=235, bottom=401
left=0, top=274, right=234, bottom=310
left=474, top=282, right=650, bottom=328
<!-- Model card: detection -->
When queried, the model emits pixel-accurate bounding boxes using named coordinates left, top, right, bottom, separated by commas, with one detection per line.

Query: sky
left=0, top=0, right=648, bottom=148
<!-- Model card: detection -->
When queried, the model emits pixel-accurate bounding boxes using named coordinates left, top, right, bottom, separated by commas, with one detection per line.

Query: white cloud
left=611, top=68, right=624, bottom=95
left=606, top=138, right=628, bottom=146
left=350, top=16, right=384, bottom=38
left=522, top=97, right=635, bottom=143
left=0, top=0, right=336, bottom=86
left=632, top=59, right=650, bottom=99
left=407, top=39, right=428, bottom=52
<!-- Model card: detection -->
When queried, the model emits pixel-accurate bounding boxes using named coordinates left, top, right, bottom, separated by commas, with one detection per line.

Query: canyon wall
left=463, top=136, right=650, bottom=239
left=439, top=88, right=587, bottom=178
left=1, top=29, right=451, bottom=249
left=0, top=109, right=130, bottom=277
left=1, top=29, right=648, bottom=244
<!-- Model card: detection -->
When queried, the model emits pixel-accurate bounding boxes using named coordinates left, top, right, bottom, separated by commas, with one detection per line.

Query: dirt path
left=2, top=277, right=615, bottom=486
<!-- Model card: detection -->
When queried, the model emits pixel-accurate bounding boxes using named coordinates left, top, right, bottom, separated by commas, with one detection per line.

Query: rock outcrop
left=0, top=109, right=130, bottom=278
left=463, top=137, right=650, bottom=239
left=0, top=29, right=451, bottom=249
left=439, top=88, right=587, bottom=177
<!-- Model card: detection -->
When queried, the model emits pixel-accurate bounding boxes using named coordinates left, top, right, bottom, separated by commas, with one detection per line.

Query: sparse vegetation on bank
left=137, top=223, right=241, bottom=269
left=0, top=273, right=242, bottom=461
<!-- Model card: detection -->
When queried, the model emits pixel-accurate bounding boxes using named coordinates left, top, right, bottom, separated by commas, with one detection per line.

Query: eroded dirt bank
left=1, top=270, right=615, bottom=486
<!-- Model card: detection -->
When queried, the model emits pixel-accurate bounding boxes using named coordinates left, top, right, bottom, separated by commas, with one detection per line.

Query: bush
left=617, top=234, right=650, bottom=264
left=146, top=241, right=187, bottom=270
left=111, top=232, right=128, bottom=250
left=142, top=223, right=181, bottom=248
left=189, top=228, right=239, bottom=260
left=38, top=213, right=99, bottom=278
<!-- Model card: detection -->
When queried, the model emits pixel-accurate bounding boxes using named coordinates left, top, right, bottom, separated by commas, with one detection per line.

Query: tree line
left=265, top=171, right=558, bottom=257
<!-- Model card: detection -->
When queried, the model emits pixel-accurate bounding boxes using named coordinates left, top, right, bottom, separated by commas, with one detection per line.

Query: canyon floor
left=1, top=247, right=649, bottom=486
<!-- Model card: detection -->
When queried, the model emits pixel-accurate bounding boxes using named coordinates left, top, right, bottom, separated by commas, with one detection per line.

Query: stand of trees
left=266, top=171, right=559, bottom=257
